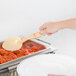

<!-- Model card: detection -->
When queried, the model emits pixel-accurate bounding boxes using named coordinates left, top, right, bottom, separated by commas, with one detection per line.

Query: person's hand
left=40, top=18, right=76, bottom=35
left=48, top=74, right=64, bottom=76
left=39, top=22, right=63, bottom=35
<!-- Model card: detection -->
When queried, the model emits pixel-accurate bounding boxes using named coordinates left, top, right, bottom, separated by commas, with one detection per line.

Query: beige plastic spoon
left=2, top=32, right=42, bottom=51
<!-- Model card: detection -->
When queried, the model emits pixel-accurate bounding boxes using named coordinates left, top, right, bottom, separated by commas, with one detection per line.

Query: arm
left=59, top=18, right=76, bottom=29
left=39, top=18, right=76, bottom=35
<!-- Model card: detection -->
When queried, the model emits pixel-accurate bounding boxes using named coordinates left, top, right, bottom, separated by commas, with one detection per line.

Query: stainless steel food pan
left=0, top=39, right=55, bottom=70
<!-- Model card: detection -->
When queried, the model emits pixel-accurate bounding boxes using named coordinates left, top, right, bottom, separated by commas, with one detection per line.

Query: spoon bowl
left=2, top=37, right=22, bottom=51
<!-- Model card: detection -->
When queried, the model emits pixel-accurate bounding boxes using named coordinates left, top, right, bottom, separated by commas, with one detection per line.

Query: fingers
left=39, top=24, right=47, bottom=31
left=39, top=27, right=52, bottom=36
left=39, top=24, right=47, bottom=35
left=39, top=28, right=52, bottom=36
left=39, top=29, right=47, bottom=35
left=39, top=24, right=51, bottom=35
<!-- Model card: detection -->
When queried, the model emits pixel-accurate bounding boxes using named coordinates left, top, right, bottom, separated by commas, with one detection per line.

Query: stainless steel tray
left=0, top=39, right=55, bottom=70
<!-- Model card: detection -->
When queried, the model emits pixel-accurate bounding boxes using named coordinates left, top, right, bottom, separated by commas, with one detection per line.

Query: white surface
left=0, top=0, right=76, bottom=58
left=17, top=54, right=76, bottom=76
left=40, top=29, right=76, bottom=59
left=40, top=30, right=76, bottom=76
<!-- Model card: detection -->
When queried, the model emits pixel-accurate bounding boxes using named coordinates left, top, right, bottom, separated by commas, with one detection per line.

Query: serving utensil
left=2, top=32, right=42, bottom=51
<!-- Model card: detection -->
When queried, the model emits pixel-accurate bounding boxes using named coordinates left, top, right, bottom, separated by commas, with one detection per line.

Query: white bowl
left=17, top=54, right=76, bottom=76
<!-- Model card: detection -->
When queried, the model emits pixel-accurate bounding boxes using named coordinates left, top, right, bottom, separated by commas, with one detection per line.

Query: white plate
left=17, top=54, right=76, bottom=76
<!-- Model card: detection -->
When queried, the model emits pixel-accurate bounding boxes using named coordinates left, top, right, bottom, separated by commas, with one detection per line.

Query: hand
left=39, top=22, right=63, bottom=35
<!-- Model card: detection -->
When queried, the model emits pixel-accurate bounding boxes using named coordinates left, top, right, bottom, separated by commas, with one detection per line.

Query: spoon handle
left=22, top=32, right=42, bottom=43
